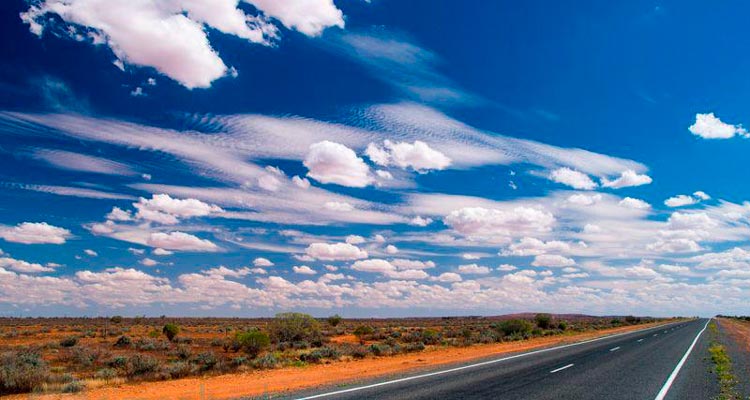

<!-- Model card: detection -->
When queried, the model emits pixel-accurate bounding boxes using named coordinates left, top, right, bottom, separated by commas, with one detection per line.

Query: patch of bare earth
left=6, top=321, right=671, bottom=400
left=717, top=318, right=750, bottom=397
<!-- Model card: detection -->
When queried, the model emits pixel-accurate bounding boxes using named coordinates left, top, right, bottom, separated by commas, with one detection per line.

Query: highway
left=291, top=318, right=715, bottom=400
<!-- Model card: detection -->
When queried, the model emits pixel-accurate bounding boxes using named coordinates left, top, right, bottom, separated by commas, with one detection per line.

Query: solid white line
left=609, top=346, right=620, bottom=352
left=294, top=321, right=681, bottom=400
left=637, top=339, right=644, bottom=343
left=550, top=363, right=574, bottom=373
left=653, top=319, right=711, bottom=400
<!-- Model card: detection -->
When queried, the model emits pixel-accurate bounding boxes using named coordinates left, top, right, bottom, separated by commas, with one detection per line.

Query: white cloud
left=444, top=207, right=555, bottom=238
left=549, top=167, right=597, bottom=190
left=502, top=237, right=572, bottom=257
left=140, top=258, right=159, bottom=267
left=433, top=272, right=462, bottom=283
left=345, top=235, right=366, bottom=245
left=31, top=149, right=137, bottom=176
left=305, top=242, right=368, bottom=261
left=457, top=264, right=490, bottom=275
left=408, top=216, right=433, bottom=227
left=351, top=259, right=394, bottom=274
left=689, top=113, right=748, bottom=139
left=84, top=249, right=97, bottom=257
left=385, top=244, right=399, bottom=254
left=694, top=191, right=711, bottom=201
left=462, top=253, right=481, bottom=260
left=601, top=170, right=653, bottom=189
left=0, top=222, right=71, bottom=244
left=664, top=195, right=697, bottom=208
left=304, top=141, right=372, bottom=187
left=21, top=0, right=345, bottom=88
left=292, top=175, right=311, bottom=189
left=619, top=197, right=651, bottom=210
left=293, top=265, right=317, bottom=275
left=497, top=264, right=517, bottom=272
left=253, top=257, right=274, bottom=267
left=0, top=256, right=54, bottom=273
left=531, top=254, right=576, bottom=267
left=324, top=201, right=354, bottom=212
left=366, top=140, right=451, bottom=172
left=106, top=207, right=133, bottom=221
left=134, top=194, right=222, bottom=224
left=147, top=232, right=218, bottom=252
left=390, top=259, right=435, bottom=270
left=153, top=248, right=173, bottom=256
left=567, top=193, right=602, bottom=206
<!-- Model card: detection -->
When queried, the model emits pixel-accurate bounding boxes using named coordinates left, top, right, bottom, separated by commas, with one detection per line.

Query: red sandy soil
left=719, top=318, right=750, bottom=353
left=6, top=321, right=671, bottom=400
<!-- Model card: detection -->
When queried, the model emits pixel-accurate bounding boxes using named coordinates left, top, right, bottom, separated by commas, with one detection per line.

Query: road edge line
left=653, top=318, right=711, bottom=400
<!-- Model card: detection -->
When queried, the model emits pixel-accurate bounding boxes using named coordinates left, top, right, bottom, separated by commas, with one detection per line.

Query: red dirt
left=6, top=321, right=670, bottom=400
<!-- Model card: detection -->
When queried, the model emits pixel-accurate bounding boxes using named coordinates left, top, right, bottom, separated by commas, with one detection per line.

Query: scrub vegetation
left=0, top=313, right=663, bottom=395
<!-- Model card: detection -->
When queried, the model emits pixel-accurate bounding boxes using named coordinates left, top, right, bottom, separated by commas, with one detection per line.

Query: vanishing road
left=291, top=318, right=715, bottom=400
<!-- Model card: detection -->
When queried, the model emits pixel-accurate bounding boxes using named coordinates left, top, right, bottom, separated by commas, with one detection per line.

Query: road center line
left=653, top=319, right=711, bottom=400
left=637, top=339, right=644, bottom=343
left=294, top=321, right=682, bottom=400
left=609, top=346, right=620, bottom=352
left=550, top=363, right=574, bottom=373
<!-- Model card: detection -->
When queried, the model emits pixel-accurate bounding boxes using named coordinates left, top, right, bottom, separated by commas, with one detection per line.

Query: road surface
left=289, top=318, right=716, bottom=400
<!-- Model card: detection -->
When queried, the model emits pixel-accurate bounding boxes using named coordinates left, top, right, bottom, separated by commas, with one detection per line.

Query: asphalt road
left=290, top=319, right=715, bottom=400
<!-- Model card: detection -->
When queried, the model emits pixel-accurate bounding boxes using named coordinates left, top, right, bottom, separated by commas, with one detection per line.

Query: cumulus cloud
left=390, top=259, right=436, bottom=270
left=345, top=235, right=366, bottom=245
left=457, top=264, right=491, bottom=275
left=366, top=140, right=451, bottom=172
left=433, top=272, right=462, bottom=282
left=664, top=195, right=697, bottom=208
left=305, top=242, right=368, bottom=261
left=0, top=222, right=71, bottom=244
left=689, top=113, right=748, bottom=139
left=134, top=194, right=222, bottom=224
left=601, top=170, right=653, bottom=189
left=502, top=237, right=572, bottom=257
left=106, top=207, right=133, bottom=221
left=253, top=257, right=274, bottom=267
left=304, top=141, right=372, bottom=187
left=21, top=0, right=345, bottom=88
left=293, top=265, right=317, bottom=275
left=548, top=168, right=597, bottom=190
left=84, top=249, right=97, bottom=257
left=444, top=207, right=555, bottom=238
left=619, top=197, right=651, bottom=210
left=0, top=256, right=54, bottom=273
left=531, top=254, right=576, bottom=267
left=152, top=248, right=173, bottom=256
left=409, top=216, right=433, bottom=227
left=385, top=244, right=399, bottom=254
left=147, top=231, right=219, bottom=252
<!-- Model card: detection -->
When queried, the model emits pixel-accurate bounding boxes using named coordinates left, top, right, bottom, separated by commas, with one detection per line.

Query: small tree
left=353, top=325, right=374, bottom=343
left=327, top=314, right=343, bottom=327
left=110, top=315, right=123, bottom=324
left=235, top=330, right=270, bottom=358
left=534, top=313, right=552, bottom=329
left=269, top=312, right=321, bottom=343
left=495, top=319, right=533, bottom=337
left=162, top=323, right=180, bottom=342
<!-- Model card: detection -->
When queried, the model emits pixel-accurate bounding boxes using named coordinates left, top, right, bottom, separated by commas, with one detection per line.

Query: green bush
left=162, top=323, right=180, bottom=342
left=558, top=321, right=568, bottom=331
left=495, top=319, right=533, bottom=337
left=61, top=379, right=85, bottom=393
left=534, top=313, right=552, bottom=329
left=59, top=336, right=79, bottom=347
left=0, top=351, right=49, bottom=394
left=327, top=314, right=343, bottom=327
left=235, top=330, right=270, bottom=358
left=110, top=315, right=123, bottom=324
left=269, top=313, right=321, bottom=344
left=126, top=354, right=160, bottom=377
left=193, top=352, right=218, bottom=371
left=253, top=353, right=279, bottom=369
left=94, top=368, right=118, bottom=381
left=353, top=325, right=374, bottom=341
left=113, top=335, right=132, bottom=348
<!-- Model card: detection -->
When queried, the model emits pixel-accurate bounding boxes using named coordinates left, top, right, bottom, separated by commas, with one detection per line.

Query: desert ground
left=0, top=313, right=668, bottom=398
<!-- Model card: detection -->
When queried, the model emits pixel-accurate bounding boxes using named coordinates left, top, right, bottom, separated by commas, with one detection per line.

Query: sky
left=1, top=0, right=749, bottom=318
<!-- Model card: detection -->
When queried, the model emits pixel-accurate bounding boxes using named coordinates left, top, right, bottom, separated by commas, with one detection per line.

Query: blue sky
left=1, top=0, right=749, bottom=317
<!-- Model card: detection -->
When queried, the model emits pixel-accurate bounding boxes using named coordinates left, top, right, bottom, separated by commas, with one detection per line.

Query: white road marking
left=550, top=363, right=574, bottom=373
left=654, top=334, right=659, bottom=337
left=653, top=319, right=711, bottom=400
left=294, top=321, right=682, bottom=400
left=609, top=346, right=621, bottom=352
left=637, top=339, right=644, bottom=343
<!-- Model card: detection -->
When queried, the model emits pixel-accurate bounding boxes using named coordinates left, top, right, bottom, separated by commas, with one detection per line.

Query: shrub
left=353, top=325, right=374, bottom=342
left=162, top=362, right=193, bottom=379
left=535, top=313, right=552, bottom=329
left=421, top=329, right=441, bottom=345
left=136, top=338, right=157, bottom=351
left=0, top=351, right=49, bottom=394
left=70, top=347, right=99, bottom=368
left=495, top=319, right=533, bottom=337
left=404, top=342, right=426, bottom=353
left=126, top=354, right=160, bottom=377
left=113, top=335, right=132, bottom=348
left=369, top=344, right=392, bottom=357
left=110, top=315, right=123, bottom=324
left=269, top=313, right=321, bottom=344
left=327, top=314, right=342, bottom=327
left=59, top=336, right=79, bottom=347
left=162, top=324, right=180, bottom=342
left=193, top=352, right=218, bottom=371
left=174, top=344, right=192, bottom=360
left=252, top=354, right=279, bottom=369
left=61, top=379, right=85, bottom=393
left=558, top=321, right=568, bottom=331
left=235, top=330, right=270, bottom=358
left=94, top=368, right=118, bottom=381
left=107, top=356, right=128, bottom=369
